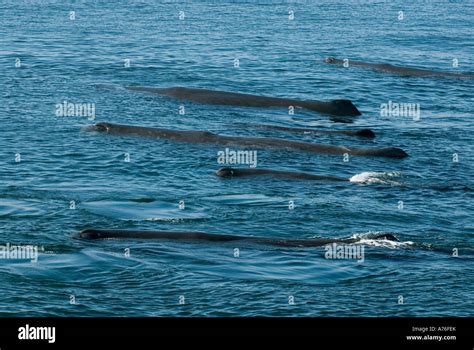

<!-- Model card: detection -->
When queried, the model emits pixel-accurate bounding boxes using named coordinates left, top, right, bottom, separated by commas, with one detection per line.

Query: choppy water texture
left=0, top=0, right=473, bottom=316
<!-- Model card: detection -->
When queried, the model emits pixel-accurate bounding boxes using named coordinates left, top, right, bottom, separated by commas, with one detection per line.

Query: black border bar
left=0, top=317, right=472, bottom=346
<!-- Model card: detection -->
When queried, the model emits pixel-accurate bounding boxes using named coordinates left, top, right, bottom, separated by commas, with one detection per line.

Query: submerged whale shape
left=215, top=167, right=349, bottom=182
left=255, top=124, right=376, bottom=138
left=85, top=122, right=408, bottom=158
left=77, top=229, right=398, bottom=247
left=126, top=86, right=362, bottom=117
left=324, top=57, right=474, bottom=78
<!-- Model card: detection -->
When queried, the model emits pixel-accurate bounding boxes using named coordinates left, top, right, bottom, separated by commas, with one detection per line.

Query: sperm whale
left=126, top=86, right=362, bottom=117
left=215, top=167, right=349, bottom=181
left=84, top=122, right=408, bottom=158
left=77, top=229, right=398, bottom=247
left=324, top=57, right=474, bottom=78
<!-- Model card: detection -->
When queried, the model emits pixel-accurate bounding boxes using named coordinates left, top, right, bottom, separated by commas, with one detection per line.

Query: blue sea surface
left=0, top=0, right=473, bottom=316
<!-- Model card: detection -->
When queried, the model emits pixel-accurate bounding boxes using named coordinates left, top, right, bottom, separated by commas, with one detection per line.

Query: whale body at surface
left=324, top=57, right=474, bottom=78
left=84, top=122, right=408, bottom=159
left=126, top=86, right=362, bottom=117
left=77, top=229, right=398, bottom=247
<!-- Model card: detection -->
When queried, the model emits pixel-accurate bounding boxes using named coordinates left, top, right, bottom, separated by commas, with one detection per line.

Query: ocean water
left=0, top=0, right=473, bottom=317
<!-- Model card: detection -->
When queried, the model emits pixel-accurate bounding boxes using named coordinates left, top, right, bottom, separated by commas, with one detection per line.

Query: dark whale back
left=324, top=57, right=473, bottom=78
left=350, top=146, right=408, bottom=158
left=85, top=122, right=408, bottom=158
left=215, top=167, right=349, bottom=181
left=374, top=233, right=398, bottom=241
left=77, top=229, right=398, bottom=247
left=127, top=86, right=362, bottom=117
left=88, top=122, right=217, bottom=144
left=309, top=99, right=361, bottom=117
left=78, top=229, right=242, bottom=242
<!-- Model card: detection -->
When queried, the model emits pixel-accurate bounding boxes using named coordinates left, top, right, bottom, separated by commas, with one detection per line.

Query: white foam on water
left=350, top=231, right=414, bottom=249
left=349, top=171, right=403, bottom=185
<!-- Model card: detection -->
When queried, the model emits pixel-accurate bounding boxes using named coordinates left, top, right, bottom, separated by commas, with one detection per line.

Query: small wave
left=144, top=217, right=206, bottom=222
left=0, top=199, right=48, bottom=218
left=426, top=184, right=474, bottom=192
left=93, top=83, right=128, bottom=91
left=201, top=194, right=292, bottom=207
left=349, top=171, right=403, bottom=185
left=81, top=199, right=207, bottom=221
left=351, top=231, right=414, bottom=249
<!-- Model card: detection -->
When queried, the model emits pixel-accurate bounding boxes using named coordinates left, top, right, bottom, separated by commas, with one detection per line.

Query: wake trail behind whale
left=349, top=172, right=473, bottom=191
